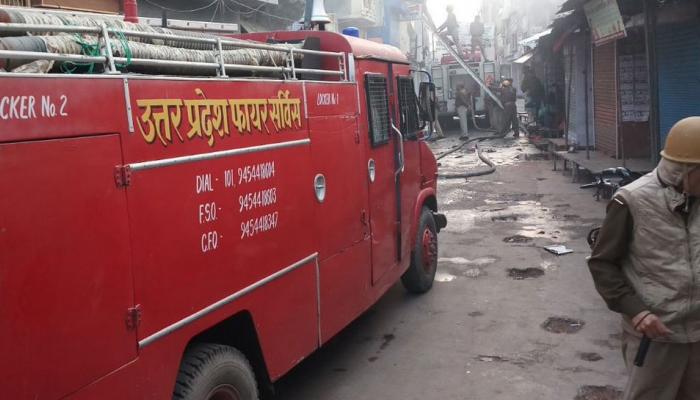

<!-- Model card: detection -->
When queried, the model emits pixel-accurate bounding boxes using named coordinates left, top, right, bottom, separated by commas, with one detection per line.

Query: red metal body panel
left=0, top=29, right=439, bottom=399
left=358, top=61, right=400, bottom=284
left=0, top=135, right=136, bottom=399
left=0, top=78, right=127, bottom=142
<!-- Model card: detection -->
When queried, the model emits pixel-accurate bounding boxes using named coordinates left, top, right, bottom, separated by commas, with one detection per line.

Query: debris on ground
left=544, top=245, right=574, bottom=255
left=542, top=317, right=585, bottom=334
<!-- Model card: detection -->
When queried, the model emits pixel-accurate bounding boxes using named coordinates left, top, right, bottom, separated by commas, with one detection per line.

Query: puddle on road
left=433, top=137, right=541, bottom=172
left=523, top=153, right=549, bottom=161
left=442, top=188, right=478, bottom=205
left=435, top=139, right=578, bottom=241
left=443, top=201, right=576, bottom=242
left=492, top=214, right=520, bottom=222
left=579, top=352, right=603, bottom=362
left=435, top=271, right=457, bottom=282
left=438, top=257, right=498, bottom=266
left=542, top=317, right=585, bottom=334
left=484, top=199, right=508, bottom=205
left=468, top=311, right=484, bottom=317
left=463, top=268, right=485, bottom=278
left=574, top=385, right=623, bottom=400
left=476, top=355, right=509, bottom=363
left=503, top=235, right=532, bottom=243
left=438, top=257, right=493, bottom=280
left=540, top=261, right=559, bottom=271
left=507, top=268, right=545, bottom=280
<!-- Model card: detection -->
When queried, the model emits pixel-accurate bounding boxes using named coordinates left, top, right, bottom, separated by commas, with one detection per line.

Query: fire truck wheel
left=402, top=207, right=438, bottom=294
left=173, top=343, right=259, bottom=400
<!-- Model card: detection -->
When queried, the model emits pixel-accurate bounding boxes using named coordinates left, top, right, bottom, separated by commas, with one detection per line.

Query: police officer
left=588, top=117, right=700, bottom=400
left=498, top=78, right=519, bottom=137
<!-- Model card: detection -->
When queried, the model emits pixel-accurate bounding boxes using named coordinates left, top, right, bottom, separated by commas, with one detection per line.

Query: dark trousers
left=503, top=102, right=519, bottom=136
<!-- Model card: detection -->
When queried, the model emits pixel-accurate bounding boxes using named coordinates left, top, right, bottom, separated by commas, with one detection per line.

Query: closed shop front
left=656, top=21, right=700, bottom=145
left=564, top=33, right=593, bottom=148
left=617, top=29, right=651, bottom=159
left=593, top=41, right=618, bottom=156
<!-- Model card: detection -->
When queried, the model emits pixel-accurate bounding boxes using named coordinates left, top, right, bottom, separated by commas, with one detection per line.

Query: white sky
left=427, top=0, right=481, bottom=26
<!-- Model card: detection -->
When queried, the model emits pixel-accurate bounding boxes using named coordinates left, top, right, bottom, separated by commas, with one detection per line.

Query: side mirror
left=419, top=82, right=437, bottom=123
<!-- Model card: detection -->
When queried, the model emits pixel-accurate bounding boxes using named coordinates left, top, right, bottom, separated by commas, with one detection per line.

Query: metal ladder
left=421, top=15, right=503, bottom=109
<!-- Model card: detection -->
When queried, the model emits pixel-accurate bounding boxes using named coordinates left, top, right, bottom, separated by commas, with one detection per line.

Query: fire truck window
left=397, top=77, right=420, bottom=138
left=365, top=75, right=390, bottom=147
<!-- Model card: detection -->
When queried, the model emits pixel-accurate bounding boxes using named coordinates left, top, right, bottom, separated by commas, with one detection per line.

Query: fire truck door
left=364, top=70, right=401, bottom=284
left=0, top=135, right=136, bottom=399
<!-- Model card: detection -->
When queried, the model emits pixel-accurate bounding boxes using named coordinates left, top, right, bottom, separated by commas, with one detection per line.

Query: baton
left=633, top=335, right=651, bottom=367
left=623, top=335, right=652, bottom=400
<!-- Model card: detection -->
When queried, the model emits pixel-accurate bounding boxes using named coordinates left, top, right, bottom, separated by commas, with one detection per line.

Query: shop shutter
left=657, top=22, right=700, bottom=145
left=594, top=41, right=618, bottom=156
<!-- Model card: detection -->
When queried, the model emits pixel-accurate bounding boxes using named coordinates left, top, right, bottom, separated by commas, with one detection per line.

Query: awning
left=513, top=52, right=534, bottom=64
left=519, top=28, right=552, bottom=48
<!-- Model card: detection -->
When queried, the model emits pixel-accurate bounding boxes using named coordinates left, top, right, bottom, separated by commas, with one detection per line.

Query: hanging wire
left=223, top=0, right=299, bottom=22
left=223, top=0, right=265, bottom=16
left=210, top=0, right=223, bottom=22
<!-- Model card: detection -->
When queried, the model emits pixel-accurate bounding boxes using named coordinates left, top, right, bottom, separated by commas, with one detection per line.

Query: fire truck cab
left=0, top=12, right=445, bottom=400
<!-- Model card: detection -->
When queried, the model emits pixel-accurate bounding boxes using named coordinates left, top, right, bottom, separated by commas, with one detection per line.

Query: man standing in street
left=588, top=116, right=700, bottom=400
left=454, top=85, right=470, bottom=140
left=469, top=15, right=485, bottom=59
left=437, top=5, right=460, bottom=51
left=498, top=78, right=519, bottom=137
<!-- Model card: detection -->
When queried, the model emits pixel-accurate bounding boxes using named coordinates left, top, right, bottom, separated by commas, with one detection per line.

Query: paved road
left=274, top=134, right=628, bottom=400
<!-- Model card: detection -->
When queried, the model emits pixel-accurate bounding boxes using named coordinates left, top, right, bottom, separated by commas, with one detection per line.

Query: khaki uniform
left=622, top=332, right=700, bottom=400
left=589, top=160, right=700, bottom=400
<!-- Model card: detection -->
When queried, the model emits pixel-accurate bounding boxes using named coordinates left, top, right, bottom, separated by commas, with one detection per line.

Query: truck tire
left=173, top=343, right=259, bottom=400
left=401, top=207, right=438, bottom=294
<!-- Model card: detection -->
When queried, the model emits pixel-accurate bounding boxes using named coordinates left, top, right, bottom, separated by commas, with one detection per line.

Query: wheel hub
left=421, top=228, right=437, bottom=273
left=207, top=384, right=241, bottom=400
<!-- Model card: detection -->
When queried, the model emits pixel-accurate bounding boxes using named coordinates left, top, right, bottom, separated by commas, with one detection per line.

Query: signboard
left=619, top=54, right=649, bottom=122
left=399, top=3, right=421, bottom=21
left=584, top=0, right=627, bottom=46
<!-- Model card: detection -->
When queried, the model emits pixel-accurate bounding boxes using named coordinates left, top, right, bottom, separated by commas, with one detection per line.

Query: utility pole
left=644, top=0, right=659, bottom=163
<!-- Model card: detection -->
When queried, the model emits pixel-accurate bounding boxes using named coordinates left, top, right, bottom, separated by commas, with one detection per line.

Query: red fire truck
left=0, top=8, right=446, bottom=400
left=431, top=54, right=497, bottom=128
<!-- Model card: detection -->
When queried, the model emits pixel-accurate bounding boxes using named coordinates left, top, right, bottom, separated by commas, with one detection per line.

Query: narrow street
left=276, top=133, right=627, bottom=400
